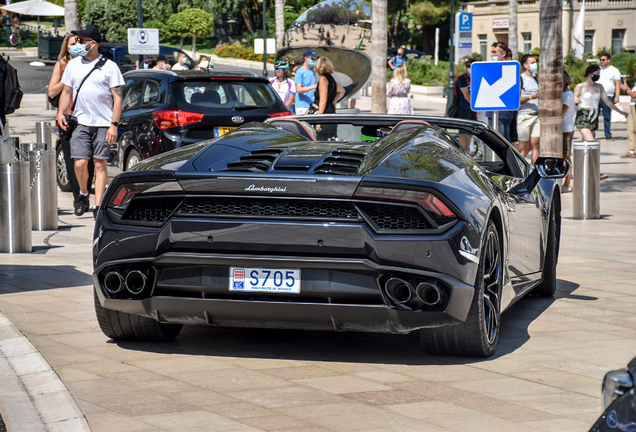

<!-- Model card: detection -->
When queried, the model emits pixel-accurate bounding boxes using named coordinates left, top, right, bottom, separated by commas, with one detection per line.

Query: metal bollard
left=35, top=122, right=53, bottom=150
left=573, top=141, right=600, bottom=220
left=0, top=162, right=32, bottom=252
left=19, top=143, right=45, bottom=161
left=0, top=139, right=13, bottom=164
left=29, top=150, right=58, bottom=231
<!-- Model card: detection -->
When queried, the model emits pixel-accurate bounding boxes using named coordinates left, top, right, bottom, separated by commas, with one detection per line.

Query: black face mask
left=591, top=75, right=600, bottom=82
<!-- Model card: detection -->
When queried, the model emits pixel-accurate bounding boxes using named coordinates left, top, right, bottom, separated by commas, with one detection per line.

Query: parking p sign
left=459, top=13, right=472, bottom=31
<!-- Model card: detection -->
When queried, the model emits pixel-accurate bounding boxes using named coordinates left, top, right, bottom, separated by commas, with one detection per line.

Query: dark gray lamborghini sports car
left=92, top=114, right=570, bottom=357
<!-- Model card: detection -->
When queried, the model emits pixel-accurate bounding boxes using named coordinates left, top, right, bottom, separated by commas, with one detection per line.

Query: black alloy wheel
left=482, top=225, right=501, bottom=346
left=421, top=220, right=502, bottom=357
left=533, top=198, right=559, bottom=297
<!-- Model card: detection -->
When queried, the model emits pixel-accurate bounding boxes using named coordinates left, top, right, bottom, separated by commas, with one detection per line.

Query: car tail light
left=109, top=181, right=184, bottom=208
left=355, top=187, right=456, bottom=219
left=153, top=110, right=204, bottom=129
left=268, top=111, right=293, bottom=118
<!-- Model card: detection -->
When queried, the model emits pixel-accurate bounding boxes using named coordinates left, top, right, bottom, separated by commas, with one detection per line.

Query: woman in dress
left=314, top=56, right=345, bottom=139
left=48, top=34, right=94, bottom=215
left=386, top=65, right=413, bottom=115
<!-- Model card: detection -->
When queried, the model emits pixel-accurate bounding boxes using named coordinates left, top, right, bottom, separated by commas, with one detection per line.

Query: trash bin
left=29, top=150, right=58, bottom=231
left=573, top=141, right=600, bottom=220
left=0, top=162, right=32, bottom=253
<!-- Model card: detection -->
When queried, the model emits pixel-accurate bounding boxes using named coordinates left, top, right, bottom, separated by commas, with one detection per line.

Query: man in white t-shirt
left=171, top=53, right=190, bottom=71
left=56, top=25, right=125, bottom=216
left=598, top=54, right=622, bottom=140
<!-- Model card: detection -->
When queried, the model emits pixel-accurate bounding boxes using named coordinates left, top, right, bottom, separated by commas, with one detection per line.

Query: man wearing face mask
left=486, top=44, right=515, bottom=142
left=153, top=55, right=169, bottom=70
left=517, top=54, right=541, bottom=163
left=56, top=25, right=125, bottom=217
left=294, top=50, right=318, bottom=115
left=490, top=41, right=507, bottom=62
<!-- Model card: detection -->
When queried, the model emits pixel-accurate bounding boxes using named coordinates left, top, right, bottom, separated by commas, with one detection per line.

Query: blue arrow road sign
left=470, top=61, right=520, bottom=112
left=459, top=13, right=472, bottom=31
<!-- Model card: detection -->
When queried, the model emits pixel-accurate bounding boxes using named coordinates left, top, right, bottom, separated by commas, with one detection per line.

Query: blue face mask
left=70, top=41, right=92, bottom=57
left=529, top=63, right=538, bottom=72
left=491, top=56, right=499, bottom=62
left=308, top=60, right=315, bottom=68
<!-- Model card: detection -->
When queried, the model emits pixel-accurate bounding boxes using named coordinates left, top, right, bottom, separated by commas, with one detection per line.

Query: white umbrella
left=0, top=0, right=65, bottom=16
left=0, top=0, right=66, bottom=48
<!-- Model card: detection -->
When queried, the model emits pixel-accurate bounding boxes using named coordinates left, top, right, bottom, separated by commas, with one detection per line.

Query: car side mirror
left=535, top=157, right=571, bottom=179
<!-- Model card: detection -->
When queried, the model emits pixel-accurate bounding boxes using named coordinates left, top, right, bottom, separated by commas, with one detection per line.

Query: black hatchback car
left=108, top=69, right=292, bottom=175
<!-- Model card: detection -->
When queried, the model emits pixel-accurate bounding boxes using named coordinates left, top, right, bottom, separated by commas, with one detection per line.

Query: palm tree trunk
left=509, top=0, right=518, bottom=59
left=64, top=0, right=79, bottom=33
left=371, top=0, right=387, bottom=113
left=539, top=0, right=563, bottom=157
left=275, top=0, right=285, bottom=50
left=192, top=36, right=196, bottom=58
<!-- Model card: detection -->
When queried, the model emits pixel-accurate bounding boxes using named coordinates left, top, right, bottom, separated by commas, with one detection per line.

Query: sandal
left=600, top=173, right=609, bottom=180
left=562, top=186, right=572, bottom=193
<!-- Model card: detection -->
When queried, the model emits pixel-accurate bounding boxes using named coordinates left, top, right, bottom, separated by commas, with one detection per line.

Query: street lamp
left=445, top=0, right=455, bottom=114
left=263, top=0, right=268, bottom=78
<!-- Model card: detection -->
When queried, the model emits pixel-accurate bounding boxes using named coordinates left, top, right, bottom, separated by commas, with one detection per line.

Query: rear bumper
left=94, top=252, right=476, bottom=333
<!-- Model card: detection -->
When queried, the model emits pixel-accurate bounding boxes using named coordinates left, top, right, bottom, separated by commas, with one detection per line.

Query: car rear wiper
left=233, top=105, right=269, bottom=111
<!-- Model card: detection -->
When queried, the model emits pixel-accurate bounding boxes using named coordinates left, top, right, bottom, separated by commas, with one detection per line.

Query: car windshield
left=173, top=81, right=279, bottom=110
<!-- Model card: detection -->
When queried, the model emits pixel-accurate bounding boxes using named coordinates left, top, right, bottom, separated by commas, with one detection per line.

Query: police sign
left=470, top=61, right=521, bottom=111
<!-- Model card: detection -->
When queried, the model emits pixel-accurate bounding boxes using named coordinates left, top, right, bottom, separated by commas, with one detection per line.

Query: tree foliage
left=166, top=8, right=214, bottom=39
left=409, top=1, right=448, bottom=26
left=82, top=0, right=109, bottom=37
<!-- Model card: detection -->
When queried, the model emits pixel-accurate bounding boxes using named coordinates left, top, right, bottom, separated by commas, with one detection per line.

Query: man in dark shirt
left=455, top=59, right=476, bottom=151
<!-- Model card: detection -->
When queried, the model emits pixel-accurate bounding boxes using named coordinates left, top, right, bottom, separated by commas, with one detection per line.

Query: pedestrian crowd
left=448, top=41, right=632, bottom=191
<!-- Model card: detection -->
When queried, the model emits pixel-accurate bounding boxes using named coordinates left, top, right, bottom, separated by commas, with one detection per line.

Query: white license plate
left=229, top=267, right=301, bottom=293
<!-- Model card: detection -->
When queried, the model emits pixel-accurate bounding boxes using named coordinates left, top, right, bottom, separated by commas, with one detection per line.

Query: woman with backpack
left=48, top=34, right=94, bottom=215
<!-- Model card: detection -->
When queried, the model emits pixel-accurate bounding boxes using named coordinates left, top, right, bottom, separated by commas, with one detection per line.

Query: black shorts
left=457, top=109, right=477, bottom=121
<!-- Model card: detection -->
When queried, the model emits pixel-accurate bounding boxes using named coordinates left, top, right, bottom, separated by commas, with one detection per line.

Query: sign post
left=127, top=28, right=159, bottom=55
left=471, top=61, right=520, bottom=158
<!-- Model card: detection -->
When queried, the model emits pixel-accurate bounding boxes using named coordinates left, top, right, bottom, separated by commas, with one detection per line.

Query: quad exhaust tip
left=104, top=271, right=124, bottom=294
left=384, top=277, right=444, bottom=309
left=416, top=282, right=443, bottom=306
left=125, top=270, right=147, bottom=295
left=385, top=278, right=413, bottom=304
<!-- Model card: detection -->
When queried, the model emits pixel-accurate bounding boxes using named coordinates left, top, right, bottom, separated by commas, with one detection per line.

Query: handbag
left=611, top=103, right=627, bottom=123
left=62, top=56, right=109, bottom=139
left=305, top=102, right=319, bottom=115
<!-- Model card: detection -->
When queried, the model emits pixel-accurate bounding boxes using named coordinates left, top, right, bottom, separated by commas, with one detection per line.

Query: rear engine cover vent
left=356, top=203, right=429, bottom=230
left=123, top=197, right=183, bottom=224
left=225, top=148, right=284, bottom=172
left=179, top=197, right=361, bottom=220
left=314, top=150, right=365, bottom=175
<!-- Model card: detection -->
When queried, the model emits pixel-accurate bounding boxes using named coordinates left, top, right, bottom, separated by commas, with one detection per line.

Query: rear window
left=172, top=81, right=279, bottom=110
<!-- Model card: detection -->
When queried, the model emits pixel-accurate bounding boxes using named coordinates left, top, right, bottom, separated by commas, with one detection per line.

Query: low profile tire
left=533, top=200, right=559, bottom=297
left=93, top=288, right=182, bottom=342
left=56, top=145, right=72, bottom=192
left=125, top=149, right=141, bottom=172
left=420, top=220, right=502, bottom=357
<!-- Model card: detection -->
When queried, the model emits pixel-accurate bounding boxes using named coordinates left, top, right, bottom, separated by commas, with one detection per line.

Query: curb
left=0, top=313, right=90, bottom=432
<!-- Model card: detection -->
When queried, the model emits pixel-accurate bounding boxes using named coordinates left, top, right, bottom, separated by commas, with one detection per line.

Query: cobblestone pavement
left=1, top=94, right=635, bottom=431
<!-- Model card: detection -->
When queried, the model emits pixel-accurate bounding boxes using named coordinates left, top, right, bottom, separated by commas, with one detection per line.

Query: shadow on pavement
left=113, top=278, right=581, bottom=366
left=600, top=172, right=636, bottom=193
left=0, top=264, right=93, bottom=293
